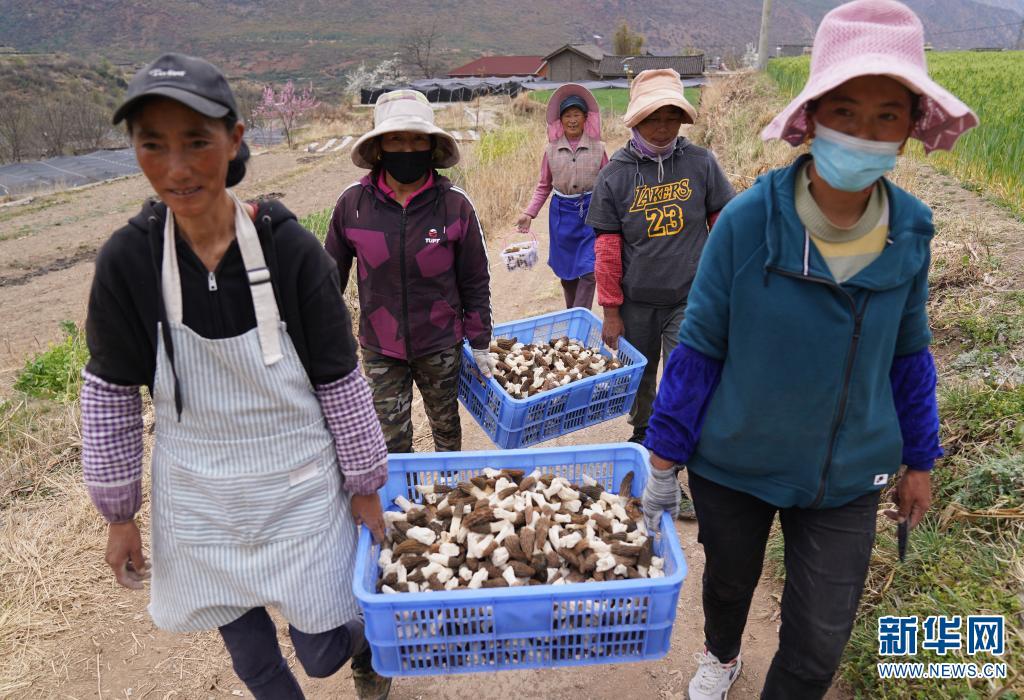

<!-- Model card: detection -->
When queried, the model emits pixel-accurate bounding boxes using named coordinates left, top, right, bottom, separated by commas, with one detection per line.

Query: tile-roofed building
left=593, top=54, right=705, bottom=79
left=542, top=43, right=606, bottom=82
left=447, top=55, right=547, bottom=78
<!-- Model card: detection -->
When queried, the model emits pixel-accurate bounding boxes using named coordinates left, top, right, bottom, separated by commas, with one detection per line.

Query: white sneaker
left=688, top=649, right=741, bottom=700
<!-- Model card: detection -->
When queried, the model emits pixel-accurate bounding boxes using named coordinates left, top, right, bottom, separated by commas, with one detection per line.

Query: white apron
left=148, top=193, right=360, bottom=633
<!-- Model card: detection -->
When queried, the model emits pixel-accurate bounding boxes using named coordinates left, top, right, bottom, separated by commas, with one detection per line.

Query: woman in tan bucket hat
left=585, top=68, right=734, bottom=454
left=325, top=90, right=492, bottom=457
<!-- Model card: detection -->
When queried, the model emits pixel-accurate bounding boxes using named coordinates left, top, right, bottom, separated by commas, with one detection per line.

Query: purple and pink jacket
left=325, top=170, right=492, bottom=360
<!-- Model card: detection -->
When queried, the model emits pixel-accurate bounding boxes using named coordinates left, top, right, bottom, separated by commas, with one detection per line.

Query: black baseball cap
left=559, top=95, right=589, bottom=116
left=112, top=53, right=239, bottom=125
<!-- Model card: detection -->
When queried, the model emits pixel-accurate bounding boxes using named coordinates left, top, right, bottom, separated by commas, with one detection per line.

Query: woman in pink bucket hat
left=640, top=2, right=976, bottom=698
left=515, top=84, right=608, bottom=309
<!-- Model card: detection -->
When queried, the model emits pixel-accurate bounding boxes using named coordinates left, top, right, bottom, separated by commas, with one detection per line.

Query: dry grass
left=690, top=72, right=796, bottom=191
left=1, top=466, right=126, bottom=694
left=0, top=402, right=244, bottom=697
left=446, top=113, right=548, bottom=241
left=0, top=390, right=80, bottom=508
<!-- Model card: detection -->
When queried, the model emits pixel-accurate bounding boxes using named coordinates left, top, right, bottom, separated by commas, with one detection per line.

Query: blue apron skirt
left=548, top=190, right=595, bottom=281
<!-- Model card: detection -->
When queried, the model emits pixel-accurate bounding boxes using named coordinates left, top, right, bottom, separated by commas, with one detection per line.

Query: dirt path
left=23, top=133, right=1024, bottom=699
left=1, top=143, right=800, bottom=699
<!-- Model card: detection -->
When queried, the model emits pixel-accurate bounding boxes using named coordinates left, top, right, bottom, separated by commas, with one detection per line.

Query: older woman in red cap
left=640, top=2, right=977, bottom=697
left=516, top=83, right=608, bottom=309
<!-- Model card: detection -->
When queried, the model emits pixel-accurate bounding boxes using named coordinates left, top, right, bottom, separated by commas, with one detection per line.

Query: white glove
left=641, top=464, right=680, bottom=533
left=472, top=349, right=495, bottom=378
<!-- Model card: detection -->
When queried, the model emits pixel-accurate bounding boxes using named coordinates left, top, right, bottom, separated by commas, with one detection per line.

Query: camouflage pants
left=361, top=345, right=462, bottom=454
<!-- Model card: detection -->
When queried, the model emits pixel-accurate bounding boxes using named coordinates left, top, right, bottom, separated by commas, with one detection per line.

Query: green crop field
left=768, top=52, right=1024, bottom=219
left=529, top=87, right=701, bottom=116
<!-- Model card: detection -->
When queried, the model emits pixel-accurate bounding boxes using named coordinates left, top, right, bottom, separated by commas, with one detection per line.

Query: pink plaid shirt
left=81, top=367, right=388, bottom=522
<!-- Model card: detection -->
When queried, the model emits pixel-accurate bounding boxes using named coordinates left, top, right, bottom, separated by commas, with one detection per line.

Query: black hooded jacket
left=85, top=198, right=357, bottom=390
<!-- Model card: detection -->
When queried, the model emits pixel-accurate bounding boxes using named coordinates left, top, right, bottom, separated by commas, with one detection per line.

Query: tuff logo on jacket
left=424, top=228, right=442, bottom=244
left=629, top=179, right=693, bottom=238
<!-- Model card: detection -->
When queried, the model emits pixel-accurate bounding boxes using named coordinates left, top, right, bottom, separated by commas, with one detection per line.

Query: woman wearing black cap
left=515, top=83, right=607, bottom=309
left=81, top=53, right=392, bottom=700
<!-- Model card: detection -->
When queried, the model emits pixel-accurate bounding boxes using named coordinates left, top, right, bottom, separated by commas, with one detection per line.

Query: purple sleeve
left=643, top=343, right=723, bottom=464
left=324, top=197, right=355, bottom=295
left=453, top=197, right=492, bottom=350
left=523, top=152, right=553, bottom=219
left=315, top=367, right=389, bottom=495
left=890, top=348, right=943, bottom=471
left=80, top=370, right=144, bottom=522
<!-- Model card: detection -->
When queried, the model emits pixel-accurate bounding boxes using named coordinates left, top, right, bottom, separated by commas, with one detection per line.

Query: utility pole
left=757, top=0, right=773, bottom=70
left=1016, top=19, right=1023, bottom=50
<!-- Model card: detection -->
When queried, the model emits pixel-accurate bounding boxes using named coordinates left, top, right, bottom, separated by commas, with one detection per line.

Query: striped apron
left=148, top=193, right=360, bottom=634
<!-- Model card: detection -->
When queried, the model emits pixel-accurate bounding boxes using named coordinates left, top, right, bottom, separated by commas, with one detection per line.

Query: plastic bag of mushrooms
left=376, top=468, right=664, bottom=593
left=486, top=336, right=625, bottom=400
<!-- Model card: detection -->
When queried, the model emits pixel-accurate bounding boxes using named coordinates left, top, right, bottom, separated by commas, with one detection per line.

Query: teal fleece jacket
left=681, top=155, right=934, bottom=509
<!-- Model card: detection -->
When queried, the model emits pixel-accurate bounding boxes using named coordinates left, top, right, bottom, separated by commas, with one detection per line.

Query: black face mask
left=380, top=149, right=433, bottom=184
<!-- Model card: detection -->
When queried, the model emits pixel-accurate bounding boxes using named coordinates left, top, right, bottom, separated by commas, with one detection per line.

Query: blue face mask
left=810, top=121, right=902, bottom=192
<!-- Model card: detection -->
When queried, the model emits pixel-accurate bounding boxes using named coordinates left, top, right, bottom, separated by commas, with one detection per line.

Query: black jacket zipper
left=766, top=266, right=872, bottom=508
left=398, top=207, right=412, bottom=358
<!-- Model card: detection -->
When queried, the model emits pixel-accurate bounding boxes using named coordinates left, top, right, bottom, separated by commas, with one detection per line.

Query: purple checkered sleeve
left=316, top=367, right=388, bottom=496
left=80, top=370, right=144, bottom=523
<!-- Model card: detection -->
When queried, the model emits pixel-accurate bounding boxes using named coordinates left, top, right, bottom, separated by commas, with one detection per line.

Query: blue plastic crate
left=353, top=444, right=687, bottom=676
left=458, top=308, right=647, bottom=449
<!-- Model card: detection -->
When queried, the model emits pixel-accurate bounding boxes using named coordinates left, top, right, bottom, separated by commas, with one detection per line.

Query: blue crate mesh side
left=459, top=308, right=647, bottom=448
left=355, top=448, right=686, bottom=674
left=552, top=595, right=651, bottom=631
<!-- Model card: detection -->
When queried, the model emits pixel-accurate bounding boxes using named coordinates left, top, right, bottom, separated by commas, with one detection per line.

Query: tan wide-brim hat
left=622, top=68, right=697, bottom=129
left=351, top=90, right=460, bottom=169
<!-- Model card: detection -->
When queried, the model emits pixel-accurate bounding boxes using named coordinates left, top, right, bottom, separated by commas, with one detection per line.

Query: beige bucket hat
left=351, top=90, right=460, bottom=169
left=622, top=69, right=698, bottom=129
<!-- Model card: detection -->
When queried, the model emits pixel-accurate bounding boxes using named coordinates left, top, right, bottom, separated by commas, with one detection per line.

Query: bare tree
left=232, top=81, right=267, bottom=132
left=39, top=94, right=81, bottom=157
left=67, top=93, right=113, bottom=151
left=0, top=98, right=32, bottom=163
left=402, top=21, right=444, bottom=79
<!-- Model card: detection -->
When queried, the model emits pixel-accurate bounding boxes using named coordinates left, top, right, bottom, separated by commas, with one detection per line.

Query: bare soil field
left=2, top=126, right=1021, bottom=698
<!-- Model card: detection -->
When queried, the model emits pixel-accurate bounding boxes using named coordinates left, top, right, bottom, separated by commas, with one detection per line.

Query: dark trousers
left=688, top=471, right=879, bottom=700
left=560, top=272, right=596, bottom=310
left=218, top=607, right=365, bottom=700
left=619, top=299, right=686, bottom=437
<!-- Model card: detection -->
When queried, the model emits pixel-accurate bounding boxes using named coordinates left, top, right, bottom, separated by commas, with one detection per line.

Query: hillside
left=0, top=53, right=126, bottom=106
left=0, top=0, right=1019, bottom=92
left=976, top=0, right=1024, bottom=13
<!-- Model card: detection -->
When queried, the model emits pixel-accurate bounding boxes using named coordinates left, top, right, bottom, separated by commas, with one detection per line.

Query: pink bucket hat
left=351, top=89, right=460, bottom=169
left=761, top=0, right=978, bottom=153
left=622, top=69, right=698, bottom=129
left=545, top=83, right=602, bottom=142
